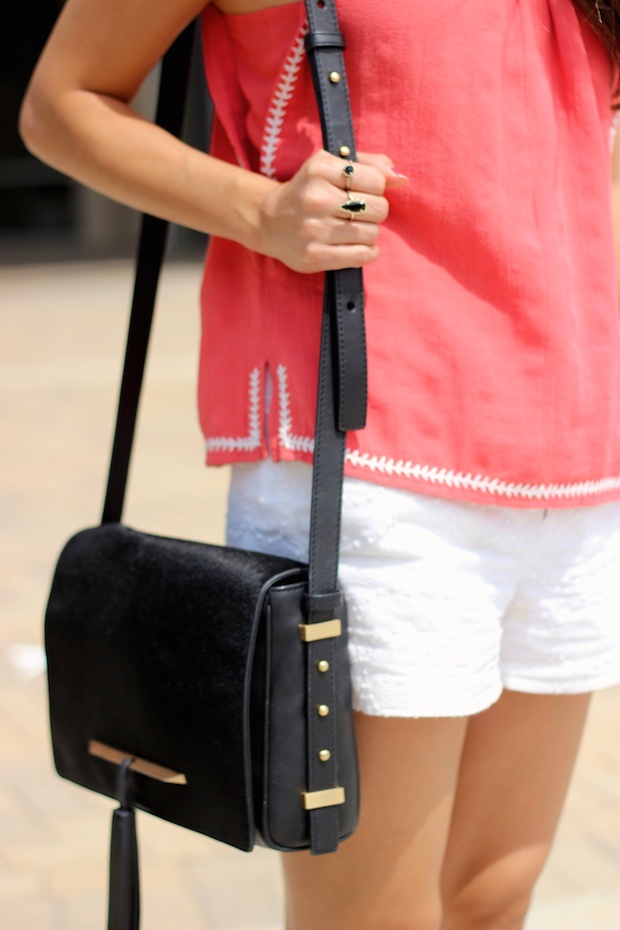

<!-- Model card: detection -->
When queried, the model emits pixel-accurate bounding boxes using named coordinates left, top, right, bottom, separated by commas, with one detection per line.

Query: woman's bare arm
left=19, top=0, right=279, bottom=251
left=19, top=0, right=406, bottom=272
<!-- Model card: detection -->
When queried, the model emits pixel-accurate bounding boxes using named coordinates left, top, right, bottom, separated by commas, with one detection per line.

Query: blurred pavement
left=1, top=260, right=619, bottom=929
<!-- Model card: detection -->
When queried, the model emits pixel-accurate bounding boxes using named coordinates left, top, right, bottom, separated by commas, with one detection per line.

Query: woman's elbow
left=19, top=81, right=51, bottom=161
left=18, top=89, right=38, bottom=154
left=18, top=74, right=70, bottom=168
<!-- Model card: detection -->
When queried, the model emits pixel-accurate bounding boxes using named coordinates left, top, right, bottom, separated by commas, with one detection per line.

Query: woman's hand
left=253, top=150, right=408, bottom=273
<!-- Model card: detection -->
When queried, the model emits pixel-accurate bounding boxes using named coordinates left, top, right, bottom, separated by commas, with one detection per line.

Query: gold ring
left=343, top=162, right=354, bottom=193
left=340, top=197, right=366, bottom=219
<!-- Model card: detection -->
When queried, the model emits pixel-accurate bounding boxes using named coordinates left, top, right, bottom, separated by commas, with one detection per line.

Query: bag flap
left=45, top=522, right=303, bottom=851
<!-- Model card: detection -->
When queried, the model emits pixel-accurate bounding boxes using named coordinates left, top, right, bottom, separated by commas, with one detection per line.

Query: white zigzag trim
left=208, top=365, right=620, bottom=501
left=274, top=365, right=620, bottom=502
left=259, top=24, right=307, bottom=179
left=206, top=367, right=262, bottom=453
left=277, top=364, right=314, bottom=452
left=344, top=451, right=620, bottom=501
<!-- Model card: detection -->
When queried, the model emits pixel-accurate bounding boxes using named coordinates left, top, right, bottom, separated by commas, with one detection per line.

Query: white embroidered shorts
left=225, top=459, right=620, bottom=718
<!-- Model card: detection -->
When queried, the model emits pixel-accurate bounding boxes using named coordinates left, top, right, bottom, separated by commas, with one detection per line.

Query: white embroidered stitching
left=344, top=451, right=620, bottom=501
left=277, top=364, right=314, bottom=452
left=207, top=366, right=620, bottom=499
left=273, top=365, right=620, bottom=502
left=206, top=367, right=262, bottom=453
left=259, top=24, right=308, bottom=179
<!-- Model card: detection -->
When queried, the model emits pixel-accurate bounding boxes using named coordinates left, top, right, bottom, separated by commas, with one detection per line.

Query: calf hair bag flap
left=44, top=3, right=365, bottom=928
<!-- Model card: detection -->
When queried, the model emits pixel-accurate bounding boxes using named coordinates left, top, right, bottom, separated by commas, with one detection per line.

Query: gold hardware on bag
left=302, top=786, right=346, bottom=810
left=329, top=71, right=341, bottom=83
left=317, top=660, right=330, bottom=672
left=339, top=145, right=351, bottom=157
left=88, top=740, right=187, bottom=785
left=318, top=749, right=331, bottom=762
left=317, top=704, right=330, bottom=717
left=299, top=619, right=342, bottom=643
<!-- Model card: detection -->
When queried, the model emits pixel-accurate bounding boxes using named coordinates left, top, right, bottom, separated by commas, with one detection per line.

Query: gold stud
left=317, top=660, right=330, bottom=673
left=317, top=704, right=330, bottom=717
left=318, top=749, right=331, bottom=762
left=329, top=71, right=341, bottom=84
left=338, top=145, right=351, bottom=158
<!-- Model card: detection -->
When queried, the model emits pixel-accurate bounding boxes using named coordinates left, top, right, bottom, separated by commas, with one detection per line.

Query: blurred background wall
left=0, top=1, right=210, bottom=264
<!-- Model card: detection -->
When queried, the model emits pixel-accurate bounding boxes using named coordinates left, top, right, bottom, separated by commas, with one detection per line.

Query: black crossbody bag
left=44, top=2, right=367, bottom=928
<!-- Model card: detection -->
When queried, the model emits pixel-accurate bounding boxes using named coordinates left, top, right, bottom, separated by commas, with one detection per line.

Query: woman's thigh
left=282, top=691, right=590, bottom=930
left=440, top=689, right=591, bottom=930
left=282, top=711, right=468, bottom=930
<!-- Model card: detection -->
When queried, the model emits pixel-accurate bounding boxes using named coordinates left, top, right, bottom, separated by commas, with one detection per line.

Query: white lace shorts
left=225, top=459, right=620, bottom=718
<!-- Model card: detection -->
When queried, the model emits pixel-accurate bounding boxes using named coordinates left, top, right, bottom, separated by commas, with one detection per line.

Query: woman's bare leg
left=440, top=690, right=591, bottom=930
left=282, top=711, right=468, bottom=930
left=282, top=692, right=590, bottom=930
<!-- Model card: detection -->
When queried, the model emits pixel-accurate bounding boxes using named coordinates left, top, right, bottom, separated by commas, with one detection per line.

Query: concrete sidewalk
left=1, top=260, right=619, bottom=930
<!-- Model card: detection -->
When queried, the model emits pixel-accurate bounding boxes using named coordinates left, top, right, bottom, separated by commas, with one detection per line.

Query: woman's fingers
left=334, top=189, right=389, bottom=224
left=278, top=212, right=381, bottom=272
left=326, top=217, right=381, bottom=246
left=301, top=242, right=381, bottom=272
left=356, top=151, right=409, bottom=189
left=255, top=148, right=406, bottom=273
left=298, top=153, right=390, bottom=223
left=308, top=149, right=390, bottom=197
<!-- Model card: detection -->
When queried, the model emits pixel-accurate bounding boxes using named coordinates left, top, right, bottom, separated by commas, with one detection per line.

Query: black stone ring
left=340, top=197, right=367, bottom=220
left=343, top=162, right=354, bottom=192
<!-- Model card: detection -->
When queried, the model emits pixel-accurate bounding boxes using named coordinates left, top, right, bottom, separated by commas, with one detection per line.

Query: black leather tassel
left=107, top=758, right=140, bottom=930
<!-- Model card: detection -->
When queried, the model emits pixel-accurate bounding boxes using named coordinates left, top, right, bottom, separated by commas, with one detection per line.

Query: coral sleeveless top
left=198, top=0, right=620, bottom=507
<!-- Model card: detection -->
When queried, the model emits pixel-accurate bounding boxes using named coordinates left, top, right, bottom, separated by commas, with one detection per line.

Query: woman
left=20, top=0, right=620, bottom=927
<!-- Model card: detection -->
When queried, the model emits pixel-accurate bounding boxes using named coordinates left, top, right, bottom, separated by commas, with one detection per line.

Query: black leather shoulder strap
left=303, top=0, right=365, bottom=855
left=101, top=23, right=195, bottom=525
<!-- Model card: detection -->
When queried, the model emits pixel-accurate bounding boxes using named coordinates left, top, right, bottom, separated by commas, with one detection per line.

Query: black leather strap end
left=108, top=808, right=140, bottom=930
left=303, top=591, right=345, bottom=614
left=304, top=31, right=345, bottom=51
left=107, top=759, right=140, bottom=930
left=310, top=807, right=340, bottom=855
left=330, top=269, right=367, bottom=432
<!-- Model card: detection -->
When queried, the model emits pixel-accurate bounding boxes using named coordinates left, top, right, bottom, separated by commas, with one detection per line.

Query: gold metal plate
left=302, top=786, right=346, bottom=811
left=298, top=619, right=342, bottom=643
left=88, top=740, right=187, bottom=785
